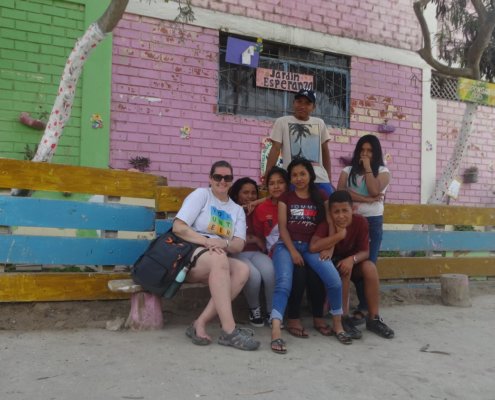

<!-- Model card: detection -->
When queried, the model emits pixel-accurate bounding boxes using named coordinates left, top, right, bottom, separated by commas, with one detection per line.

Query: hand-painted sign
left=458, top=78, right=495, bottom=106
left=226, top=37, right=260, bottom=68
left=256, top=68, right=314, bottom=92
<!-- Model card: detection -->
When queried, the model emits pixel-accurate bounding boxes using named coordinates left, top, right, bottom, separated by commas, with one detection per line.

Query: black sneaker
left=342, top=316, right=362, bottom=339
left=249, top=307, right=264, bottom=327
left=366, top=315, right=395, bottom=339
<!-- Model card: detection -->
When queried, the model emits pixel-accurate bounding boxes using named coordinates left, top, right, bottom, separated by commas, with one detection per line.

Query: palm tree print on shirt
left=288, top=123, right=321, bottom=162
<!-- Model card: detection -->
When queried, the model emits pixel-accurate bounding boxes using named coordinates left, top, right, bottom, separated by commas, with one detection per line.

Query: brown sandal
left=314, top=324, right=332, bottom=336
left=286, top=326, right=309, bottom=338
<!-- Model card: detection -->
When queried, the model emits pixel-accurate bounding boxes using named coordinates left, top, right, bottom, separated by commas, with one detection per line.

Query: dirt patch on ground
left=1, top=280, right=494, bottom=331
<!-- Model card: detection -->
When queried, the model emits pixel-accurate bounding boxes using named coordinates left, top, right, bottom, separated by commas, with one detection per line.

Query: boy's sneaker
left=342, top=316, right=362, bottom=339
left=366, top=315, right=394, bottom=339
left=249, top=307, right=264, bottom=327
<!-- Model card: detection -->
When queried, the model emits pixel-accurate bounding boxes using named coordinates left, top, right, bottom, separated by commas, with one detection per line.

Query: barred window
left=218, top=32, right=350, bottom=127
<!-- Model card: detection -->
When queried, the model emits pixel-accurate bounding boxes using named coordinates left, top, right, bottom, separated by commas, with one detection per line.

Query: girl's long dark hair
left=287, top=158, right=324, bottom=223
left=348, top=134, right=385, bottom=187
left=266, top=166, right=289, bottom=188
left=228, top=177, right=258, bottom=205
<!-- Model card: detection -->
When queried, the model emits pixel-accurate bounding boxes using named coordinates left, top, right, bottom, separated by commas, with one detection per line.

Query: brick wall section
left=330, top=58, right=423, bottom=204
left=436, top=100, right=495, bottom=207
left=190, top=0, right=422, bottom=51
left=0, top=0, right=84, bottom=164
left=110, top=15, right=273, bottom=186
left=111, top=16, right=424, bottom=205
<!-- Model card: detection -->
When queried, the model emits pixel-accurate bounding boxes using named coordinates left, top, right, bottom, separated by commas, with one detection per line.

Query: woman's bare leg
left=187, top=252, right=249, bottom=338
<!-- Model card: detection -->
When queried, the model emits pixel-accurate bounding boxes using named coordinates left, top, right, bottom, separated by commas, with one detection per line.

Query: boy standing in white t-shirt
left=264, top=89, right=334, bottom=195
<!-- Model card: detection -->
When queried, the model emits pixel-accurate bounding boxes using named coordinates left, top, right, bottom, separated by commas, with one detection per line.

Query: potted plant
left=462, top=166, right=478, bottom=183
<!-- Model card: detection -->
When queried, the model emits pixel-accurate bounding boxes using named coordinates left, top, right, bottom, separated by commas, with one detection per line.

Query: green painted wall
left=0, top=0, right=111, bottom=167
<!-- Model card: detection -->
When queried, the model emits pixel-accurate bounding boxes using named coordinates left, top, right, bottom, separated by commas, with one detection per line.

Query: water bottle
left=163, top=266, right=189, bottom=299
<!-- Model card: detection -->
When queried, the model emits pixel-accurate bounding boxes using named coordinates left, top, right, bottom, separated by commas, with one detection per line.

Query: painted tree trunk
left=32, top=23, right=107, bottom=163
left=427, top=102, right=478, bottom=204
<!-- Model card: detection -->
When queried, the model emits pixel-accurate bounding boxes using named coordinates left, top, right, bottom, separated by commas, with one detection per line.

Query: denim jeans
left=270, top=241, right=342, bottom=321
left=353, top=215, right=383, bottom=312
left=366, top=215, right=383, bottom=264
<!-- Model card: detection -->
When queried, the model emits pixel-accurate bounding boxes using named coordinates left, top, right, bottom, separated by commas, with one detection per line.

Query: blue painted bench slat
left=155, top=219, right=173, bottom=235
left=0, top=197, right=156, bottom=231
left=0, top=236, right=149, bottom=265
left=381, top=231, right=495, bottom=252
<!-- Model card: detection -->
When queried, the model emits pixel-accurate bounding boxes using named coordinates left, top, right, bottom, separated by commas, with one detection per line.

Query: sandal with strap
left=332, top=330, right=353, bottom=345
left=314, top=324, right=332, bottom=337
left=286, top=326, right=309, bottom=339
left=270, top=338, right=287, bottom=354
left=185, top=325, right=211, bottom=346
left=218, top=327, right=260, bottom=351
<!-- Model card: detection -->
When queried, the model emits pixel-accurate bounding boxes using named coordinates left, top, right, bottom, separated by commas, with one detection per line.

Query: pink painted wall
left=331, top=58, right=423, bottom=204
left=111, top=15, right=272, bottom=186
left=189, top=0, right=422, bottom=51
left=110, top=15, right=423, bottom=205
left=437, top=100, right=495, bottom=207
left=110, top=9, right=495, bottom=207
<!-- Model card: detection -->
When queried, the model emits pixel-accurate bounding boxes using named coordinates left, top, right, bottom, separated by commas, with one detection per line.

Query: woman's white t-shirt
left=342, top=166, right=390, bottom=217
left=175, top=188, right=246, bottom=240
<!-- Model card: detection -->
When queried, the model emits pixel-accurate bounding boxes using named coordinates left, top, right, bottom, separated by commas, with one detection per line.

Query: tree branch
left=414, top=0, right=477, bottom=79
left=465, top=8, right=495, bottom=79
left=470, top=0, right=488, bottom=20
left=97, top=0, right=130, bottom=33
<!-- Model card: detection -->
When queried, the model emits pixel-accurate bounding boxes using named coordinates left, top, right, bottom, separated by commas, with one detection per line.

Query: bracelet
left=352, top=255, right=358, bottom=264
left=225, top=239, right=230, bottom=249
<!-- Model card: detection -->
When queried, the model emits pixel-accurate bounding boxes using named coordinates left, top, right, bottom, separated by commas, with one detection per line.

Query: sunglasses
left=211, top=174, right=234, bottom=183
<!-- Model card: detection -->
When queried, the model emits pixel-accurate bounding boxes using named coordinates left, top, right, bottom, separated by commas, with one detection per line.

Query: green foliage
left=23, top=144, right=38, bottom=160
left=453, top=224, right=476, bottom=231
left=433, top=0, right=495, bottom=81
left=129, top=155, right=151, bottom=172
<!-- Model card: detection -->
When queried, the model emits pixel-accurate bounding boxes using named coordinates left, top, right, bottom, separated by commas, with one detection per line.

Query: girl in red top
left=229, top=178, right=275, bottom=328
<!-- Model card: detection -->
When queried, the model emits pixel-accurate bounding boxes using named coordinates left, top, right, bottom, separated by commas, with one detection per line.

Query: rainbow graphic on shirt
left=207, top=206, right=233, bottom=238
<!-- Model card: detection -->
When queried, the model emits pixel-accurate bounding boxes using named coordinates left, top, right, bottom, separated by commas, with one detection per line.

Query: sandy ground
left=1, top=283, right=494, bottom=400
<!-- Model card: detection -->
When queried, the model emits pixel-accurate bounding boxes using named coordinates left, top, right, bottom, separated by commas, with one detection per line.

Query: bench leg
left=125, top=292, right=164, bottom=330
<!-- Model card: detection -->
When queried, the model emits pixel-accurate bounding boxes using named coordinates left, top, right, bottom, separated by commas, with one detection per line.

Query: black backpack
left=131, top=231, right=205, bottom=297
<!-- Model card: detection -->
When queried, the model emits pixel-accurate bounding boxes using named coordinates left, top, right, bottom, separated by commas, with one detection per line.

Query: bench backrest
left=379, top=204, right=495, bottom=279
left=1, top=157, right=493, bottom=302
left=0, top=158, right=166, bottom=266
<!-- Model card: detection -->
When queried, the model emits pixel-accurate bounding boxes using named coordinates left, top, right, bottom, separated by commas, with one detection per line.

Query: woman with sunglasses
left=229, top=177, right=275, bottom=327
left=173, top=160, right=260, bottom=351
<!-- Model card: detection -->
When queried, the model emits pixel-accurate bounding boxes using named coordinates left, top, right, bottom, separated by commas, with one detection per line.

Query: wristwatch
left=352, top=255, right=358, bottom=264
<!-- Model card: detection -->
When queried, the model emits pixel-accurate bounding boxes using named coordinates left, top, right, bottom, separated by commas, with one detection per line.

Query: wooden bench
left=379, top=204, right=495, bottom=279
left=1, top=157, right=494, bottom=306
left=0, top=158, right=169, bottom=302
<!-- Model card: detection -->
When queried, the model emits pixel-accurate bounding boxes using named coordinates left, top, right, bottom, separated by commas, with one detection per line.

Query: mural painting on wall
left=90, top=113, right=103, bottom=129
left=458, top=78, right=495, bottom=107
left=260, top=137, right=283, bottom=183
left=180, top=125, right=191, bottom=139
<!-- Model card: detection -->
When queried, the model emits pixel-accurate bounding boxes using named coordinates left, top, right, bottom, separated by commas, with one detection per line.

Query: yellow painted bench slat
left=0, top=158, right=165, bottom=198
left=384, top=203, right=495, bottom=226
